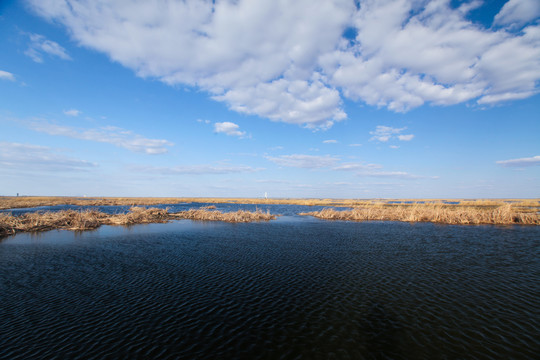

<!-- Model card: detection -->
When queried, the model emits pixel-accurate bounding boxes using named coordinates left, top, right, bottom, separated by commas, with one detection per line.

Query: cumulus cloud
left=496, top=155, right=540, bottom=167
left=266, top=154, right=340, bottom=168
left=213, top=78, right=346, bottom=128
left=323, top=139, right=338, bottom=144
left=63, top=109, right=81, bottom=116
left=369, top=126, right=414, bottom=142
left=0, top=70, right=15, bottom=81
left=494, top=0, right=540, bottom=26
left=214, top=122, right=246, bottom=137
left=0, top=142, right=96, bottom=172
left=25, top=0, right=540, bottom=127
left=28, top=121, right=173, bottom=154
left=25, top=33, right=71, bottom=63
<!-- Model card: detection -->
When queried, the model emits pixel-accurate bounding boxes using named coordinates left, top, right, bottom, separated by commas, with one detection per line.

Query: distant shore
left=1, top=196, right=539, bottom=210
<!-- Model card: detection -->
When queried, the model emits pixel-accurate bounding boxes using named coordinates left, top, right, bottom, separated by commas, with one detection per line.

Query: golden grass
left=299, top=204, right=539, bottom=225
left=0, top=207, right=277, bottom=237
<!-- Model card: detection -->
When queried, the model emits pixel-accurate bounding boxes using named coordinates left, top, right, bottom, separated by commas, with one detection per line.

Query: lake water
left=1, top=204, right=539, bottom=359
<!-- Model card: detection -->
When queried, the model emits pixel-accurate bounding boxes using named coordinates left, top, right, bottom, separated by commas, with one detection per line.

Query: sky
left=0, top=0, right=539, bottom=199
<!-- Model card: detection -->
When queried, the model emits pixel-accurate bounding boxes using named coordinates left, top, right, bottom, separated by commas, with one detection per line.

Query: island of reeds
left=299, top=204, right=539, bottom=225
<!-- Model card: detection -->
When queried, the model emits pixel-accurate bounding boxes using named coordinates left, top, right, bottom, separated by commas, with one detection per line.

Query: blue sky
left=1, top=0, right=539, bottom=198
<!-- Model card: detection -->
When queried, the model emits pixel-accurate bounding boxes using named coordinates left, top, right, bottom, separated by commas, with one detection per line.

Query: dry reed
left=299, top=204, right=539, bottom=225
left=0, top=207, right=277, bottom=237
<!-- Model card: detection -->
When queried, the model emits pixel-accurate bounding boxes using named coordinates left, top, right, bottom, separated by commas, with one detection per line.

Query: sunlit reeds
left=0, top=207, right=277, bottom=237
left=299, top=204, right=539, bottom=225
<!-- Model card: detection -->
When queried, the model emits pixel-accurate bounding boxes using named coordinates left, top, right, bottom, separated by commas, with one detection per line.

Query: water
left=1, top=209, right=539, bottom=359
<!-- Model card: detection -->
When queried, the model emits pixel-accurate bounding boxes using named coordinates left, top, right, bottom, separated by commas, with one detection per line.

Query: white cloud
left=266, top=154, right=340, bottom=168
left=397, top=134, right=414, bottom=141
left=496, top=155, right=540, bottom=167
left=355, top=171, right=427, bottom=179
left=333, top=162, right=382, bottom=171
left=494, top=0, right=540, bottom=26
left=370, top=125, right=414, bottom=142
left=130, top=164, right=262, bottom=175
left=63, top=109, right=81, bottom=116
left=349, top=143, right=362, bottom=147
left=0, top=70, right=15, bottom=81
left=323, top=139, right=338, bottom=144
left=214, top=121, right=246, bottom=137
left=28, top=121, right=173, bottom=154
left=0, top=142, right=96, bottom=172
left=266, top=154, right=433, bottom=179
left=213, top=78, right=346, bottom=128
left=336, top=161, right=434, bottom=179
left=321, top=0, right=540, bottom=111
left=25, top=33, right=71, bottom=63
left=25, top=0, right=540, bottom=127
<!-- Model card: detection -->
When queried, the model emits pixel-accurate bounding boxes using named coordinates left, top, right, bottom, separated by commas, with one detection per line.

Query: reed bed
left=0, top=207, right=277, bottom=237
left=170, top=209, right=276, bottom=222
left=299, top=204, right=539, bottom=225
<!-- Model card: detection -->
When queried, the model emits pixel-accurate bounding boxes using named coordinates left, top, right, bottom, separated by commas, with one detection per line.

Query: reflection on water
left=0, top=216, right=538, bottom=359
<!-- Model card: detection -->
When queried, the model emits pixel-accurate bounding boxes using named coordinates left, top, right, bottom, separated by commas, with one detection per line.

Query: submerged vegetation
left=300, top=204, right=539, bottom=225
left=0, top=207, right=276, bottom=237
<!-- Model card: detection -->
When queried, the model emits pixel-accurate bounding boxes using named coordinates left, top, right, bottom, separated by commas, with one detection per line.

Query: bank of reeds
left=299, top=204, right=539, bottom=225
left=0, top=207, right=277, bottom=237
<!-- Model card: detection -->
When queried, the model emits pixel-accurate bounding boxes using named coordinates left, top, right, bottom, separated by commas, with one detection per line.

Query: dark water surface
left=1, top=213, right=539, bottom=359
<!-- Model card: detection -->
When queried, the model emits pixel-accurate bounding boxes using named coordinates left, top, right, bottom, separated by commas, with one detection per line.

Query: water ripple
left=1, top=220, right=539, bottom=359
